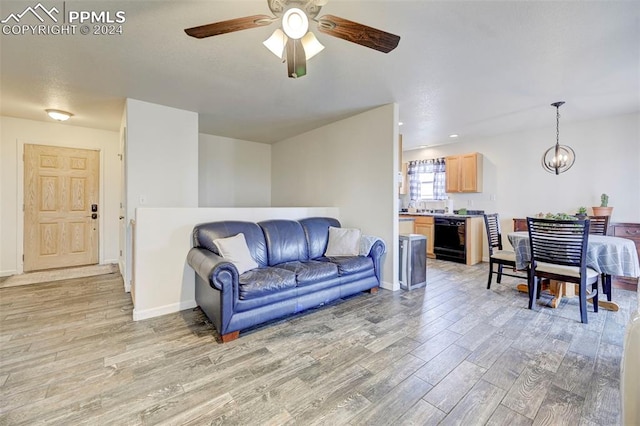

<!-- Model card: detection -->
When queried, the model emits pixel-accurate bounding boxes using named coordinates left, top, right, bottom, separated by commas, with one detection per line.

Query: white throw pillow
left=324, top=226, right=361, bottom=257
left=212, top=233, right=258, bottom=275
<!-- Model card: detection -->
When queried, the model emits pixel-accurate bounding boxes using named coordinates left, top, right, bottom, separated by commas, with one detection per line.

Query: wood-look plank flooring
left=1, top=259, right=636, bottom=425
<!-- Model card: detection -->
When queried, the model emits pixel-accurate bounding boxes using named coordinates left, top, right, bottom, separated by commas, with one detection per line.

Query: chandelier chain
left=556, top=107, right=560, bottom=146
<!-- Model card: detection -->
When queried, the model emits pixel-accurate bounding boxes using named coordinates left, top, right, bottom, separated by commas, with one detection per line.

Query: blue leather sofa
left=187, top=217, right=386, bottom=342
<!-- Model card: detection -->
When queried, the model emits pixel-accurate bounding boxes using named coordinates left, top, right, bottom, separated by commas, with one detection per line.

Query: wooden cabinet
left=466, top=217, right=484, bottom=266
left=513, top=218, right=528, bottom=232
left=609, top=222, right=640, bottom=291
left=445, top=152, right=483, bottom=193
left=399, top=162, right=408, bottom=195
left=414, top=216, right=435, bottom=258
left=399, top=218, right=414, bottom=235
left=398, top=135, right=407, bottom=195
left=403, top=215, right=435, bottom=258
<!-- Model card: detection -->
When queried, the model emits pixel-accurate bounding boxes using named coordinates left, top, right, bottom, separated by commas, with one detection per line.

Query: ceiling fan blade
left=185, top=15, right=273, bottom=39
left=286, top=39, right=307, bottom=78
left=317, top=14, right=400, bottom=53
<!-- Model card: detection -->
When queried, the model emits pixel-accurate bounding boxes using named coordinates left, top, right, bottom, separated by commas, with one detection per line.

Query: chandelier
left=541, top=101, right=575, bottom=175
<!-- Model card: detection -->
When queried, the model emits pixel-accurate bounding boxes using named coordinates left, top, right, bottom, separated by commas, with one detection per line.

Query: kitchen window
left=419, top=172, right=436, bottom=200
left=407, top=158, right=447, bottom=200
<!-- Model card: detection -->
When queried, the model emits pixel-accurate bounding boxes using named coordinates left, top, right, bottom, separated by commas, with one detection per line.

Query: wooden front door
left=24, top=144, right=100, bottom=272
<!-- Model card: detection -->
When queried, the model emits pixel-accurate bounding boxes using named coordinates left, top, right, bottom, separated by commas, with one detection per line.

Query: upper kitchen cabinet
left=399, top=162, right=408, bottom=195
left=398, top=134, right=407, bottom=195
left=445, top=153, right=483, bottom=193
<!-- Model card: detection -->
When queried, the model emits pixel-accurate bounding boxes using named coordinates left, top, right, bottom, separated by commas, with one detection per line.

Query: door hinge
left=22, top=254, right=24, bottom=261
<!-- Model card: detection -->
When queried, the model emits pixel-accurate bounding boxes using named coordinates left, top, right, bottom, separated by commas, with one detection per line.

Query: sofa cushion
left=239, top=267, right=297, bottom=300
left=259, top=220, right=308, bottom=266
left=274, top=260, right=339, bottom=286
left=324, top=226, right=361, bottom=257
left=213, top=233, right=258, bottom=275
left=299, top=217, right=341, bottom=259
left=193, top=221, right=268, bottom=267
left=322, top=256, right=374, bottom=276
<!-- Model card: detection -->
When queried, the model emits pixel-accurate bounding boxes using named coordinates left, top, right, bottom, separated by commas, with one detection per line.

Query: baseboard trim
left=380, top=280, right=399, bottom=291
left=133, top=300, right=198, bottom=321
left=0, top=269, right=18, bottom=278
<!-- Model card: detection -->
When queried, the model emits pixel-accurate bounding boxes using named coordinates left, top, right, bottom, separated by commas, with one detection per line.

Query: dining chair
left=589, top=215, right=613, bottom=301
left=483, top=213, right=526, bottom=289
left=526, top=217, right=599, bottom=324
left=588, top=215, right=610, bottom=236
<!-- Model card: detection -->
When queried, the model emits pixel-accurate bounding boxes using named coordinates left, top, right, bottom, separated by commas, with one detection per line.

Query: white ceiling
left=1, top=0, right=638, bottom=149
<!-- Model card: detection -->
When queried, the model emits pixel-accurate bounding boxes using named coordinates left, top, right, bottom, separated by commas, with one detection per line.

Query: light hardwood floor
left=1, top=259, right=636, bottom=425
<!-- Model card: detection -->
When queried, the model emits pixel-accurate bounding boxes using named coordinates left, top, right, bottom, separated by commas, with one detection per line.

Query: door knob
left=119, top=216, right=125, bottom=220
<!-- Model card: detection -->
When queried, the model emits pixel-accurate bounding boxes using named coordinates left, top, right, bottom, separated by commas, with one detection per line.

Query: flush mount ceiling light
left=45, top=109, right=73, bottom=121
left=542, top=101, right=575, bottom=175
left=185, top=0, right=400, bottom=79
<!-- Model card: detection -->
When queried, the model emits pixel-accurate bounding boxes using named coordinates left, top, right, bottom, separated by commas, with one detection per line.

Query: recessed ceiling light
left=46, top=109, right=73, bottom=121
left=449, top=134, right=459, bottom=138
left=398, top=122, right=404, bottom=126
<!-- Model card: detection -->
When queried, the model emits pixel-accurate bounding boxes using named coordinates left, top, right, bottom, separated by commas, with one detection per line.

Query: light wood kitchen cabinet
left=445, top=152, right=483, bottom=193
left=410, top=216, right=435, bottom=258
left=399, top=162, right=408, bottom=195
left=398, top=135, right=407, bottom=195
left=399, top=218, right=414, bottom=235
left=465, top=217, right=484, bottom=265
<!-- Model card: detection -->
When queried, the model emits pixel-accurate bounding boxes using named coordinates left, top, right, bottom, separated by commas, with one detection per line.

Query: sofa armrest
left=367, top=238, right=386, bottom=258
left=367, top=238, right=386, bottom=283
left=187, top=247, right=238, bottom=291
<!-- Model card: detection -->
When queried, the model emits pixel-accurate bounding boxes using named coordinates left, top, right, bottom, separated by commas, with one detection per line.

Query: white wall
left=404, top=113, right=640, bottom=223
left=133, top=207, right=339, bottom=321
left=403, top=112, right=640, bottom=258
left=0, top=116, right=120, bottom=276
left=122, top=99, right=199, bottom=291
left=198, top=134, right=271, bottom=207
left=125, top=99, right=199, bottom=219
left=271, top=104, right=400, bottom=290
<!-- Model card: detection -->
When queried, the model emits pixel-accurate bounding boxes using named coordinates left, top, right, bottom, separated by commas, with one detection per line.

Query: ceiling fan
left=184, top=0, right=401, bottom=78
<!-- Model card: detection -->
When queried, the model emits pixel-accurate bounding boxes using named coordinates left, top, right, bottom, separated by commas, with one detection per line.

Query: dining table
left=507, top=231, right=640, bottom=311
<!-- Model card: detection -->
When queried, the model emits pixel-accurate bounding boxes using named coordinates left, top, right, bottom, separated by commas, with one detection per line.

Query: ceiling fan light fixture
left=263, top=28, right=288, bottom=59
left=282, top=8, right=308, bottom=40
left=45, top=109, right=73, bottom=121
left=300, top=31, right=324, bottom=60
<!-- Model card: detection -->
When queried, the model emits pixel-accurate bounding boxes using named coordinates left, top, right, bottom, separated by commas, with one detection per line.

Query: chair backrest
left=526, top=217, right=590, bottom=268
left=483, top=213, right=503, bottom=255
left=588, top=215, right=610, bottom=236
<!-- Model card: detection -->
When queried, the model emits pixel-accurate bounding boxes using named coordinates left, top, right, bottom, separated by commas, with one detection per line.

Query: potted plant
left=576, top=207, right=588, bottom=219
left=592, top=193, right=613, bottom=216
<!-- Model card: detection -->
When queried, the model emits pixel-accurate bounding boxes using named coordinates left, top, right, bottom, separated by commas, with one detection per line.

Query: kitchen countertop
left=399, top=212, right=484, bottom=219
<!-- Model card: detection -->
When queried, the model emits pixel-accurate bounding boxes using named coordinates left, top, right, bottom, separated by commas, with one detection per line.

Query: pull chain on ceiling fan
left=184, top=0, right=401, bottom=78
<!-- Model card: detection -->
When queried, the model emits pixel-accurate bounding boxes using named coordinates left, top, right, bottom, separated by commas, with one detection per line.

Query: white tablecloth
left=507, top=231, right=640, bottom=278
